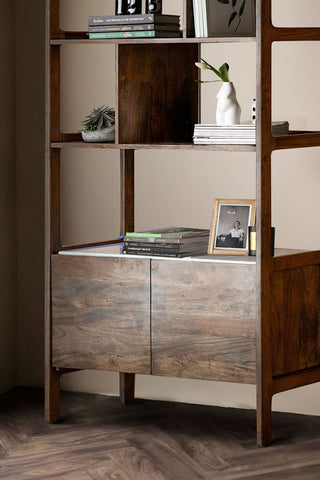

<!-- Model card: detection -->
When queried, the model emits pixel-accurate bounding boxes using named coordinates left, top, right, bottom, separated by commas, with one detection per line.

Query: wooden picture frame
left=206, top=0, right=256, bottom=37
left=208, top=199, right=256, bottom=255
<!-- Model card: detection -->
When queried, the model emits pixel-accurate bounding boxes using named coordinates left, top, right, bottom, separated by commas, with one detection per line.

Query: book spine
left=89, top=31, right=180, bottom=39
left=193, top=0, right=200, bottom=37
left=202, top=0, right=208, bottom=37
left=89, top=31, right=156, bottom=39
left=122, top=249, right=179, bottom=257
left=199, top=0, right=204, bottom=38
left=124, top=245, right=181, bottom=254
left=88, top=14, right=179, bottom=26
left=89, top=23, right=177, bottom=33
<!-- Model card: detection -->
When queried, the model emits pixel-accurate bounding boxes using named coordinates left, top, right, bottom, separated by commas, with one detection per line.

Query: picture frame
left=206, top=0, right=256, bottom=37
left=208, top=199, right=256, bottom=255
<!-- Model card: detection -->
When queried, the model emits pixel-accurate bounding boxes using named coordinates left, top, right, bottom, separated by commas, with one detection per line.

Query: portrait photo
left=208, top=199, right=256, bottom=255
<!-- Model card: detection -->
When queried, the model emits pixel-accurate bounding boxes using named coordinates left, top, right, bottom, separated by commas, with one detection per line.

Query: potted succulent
left=81, top=105, right=115, bottom=142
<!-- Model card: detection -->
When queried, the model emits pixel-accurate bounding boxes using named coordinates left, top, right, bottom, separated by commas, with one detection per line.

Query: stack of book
left=88, top=13, right=181, bottom=39
left=193, top=122, right=289, bottom=145
left=122, top=227, right=210, bottom=258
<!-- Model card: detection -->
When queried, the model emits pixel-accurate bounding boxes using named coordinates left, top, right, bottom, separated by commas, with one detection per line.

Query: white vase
left=216, top=82, right=241, bottom=126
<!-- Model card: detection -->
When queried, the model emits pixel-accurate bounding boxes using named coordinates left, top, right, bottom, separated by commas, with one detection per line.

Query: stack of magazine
left=88, top=13, right=181, bottom=39
left=193, top=122, right=289, bottom=145
left=123, top=227, right=210, bottom=258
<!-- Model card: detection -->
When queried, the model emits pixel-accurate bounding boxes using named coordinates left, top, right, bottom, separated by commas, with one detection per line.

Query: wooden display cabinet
left=45, top=0, right=320, bottom=446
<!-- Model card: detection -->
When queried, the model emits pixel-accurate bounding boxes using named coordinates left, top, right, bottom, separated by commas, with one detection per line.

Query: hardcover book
left=89, top=23, right=179, bottom=33
left=125, top=227, right=210, bottom=239
left=89, top=13, right=180, bottom=26
left=89, top=31, right=181, bottom=39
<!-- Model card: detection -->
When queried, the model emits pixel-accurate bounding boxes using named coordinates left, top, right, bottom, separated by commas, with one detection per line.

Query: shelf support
left=256, top=0, right=274, bottom=447
left=120, top=149, right=135, bottom=235
left=120, top=373, right=135, bottom=405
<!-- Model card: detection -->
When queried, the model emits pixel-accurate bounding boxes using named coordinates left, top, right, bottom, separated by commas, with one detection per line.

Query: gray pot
left=81, top=126, right=115, bottom=143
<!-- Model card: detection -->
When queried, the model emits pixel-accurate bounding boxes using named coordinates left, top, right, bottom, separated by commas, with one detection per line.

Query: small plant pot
left=81, top=126, right=115, bottom=143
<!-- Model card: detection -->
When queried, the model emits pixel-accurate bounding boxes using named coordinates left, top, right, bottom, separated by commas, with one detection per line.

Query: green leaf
left=219, top=63, right=230, bottom=82
left=228, top=11, right=237, bottom=27
left=239, top=0, right=246, bottom=16
left=232, top=0, right=237, bottom=6
left=217, top=0, right=229, bottom=3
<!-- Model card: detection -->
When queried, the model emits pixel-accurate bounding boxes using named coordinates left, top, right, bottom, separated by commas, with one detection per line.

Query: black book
left=89, top=23, right=180, bottom=33
left=123, top=242, right=208, bottom=254
left=88, top=13, right=180, bottom=27
left=122, top=248, right=206, bottom=258
left=124, top=235, right=209, bottom=244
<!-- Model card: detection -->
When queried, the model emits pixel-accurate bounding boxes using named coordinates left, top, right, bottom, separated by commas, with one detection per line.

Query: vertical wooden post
left=256, top=0, right=274, bottom=446
left=119, top=149, right=136, bottom=403
left=120, top=149, right=135, bottom=235
left=45, top=0, right=62, bottom=423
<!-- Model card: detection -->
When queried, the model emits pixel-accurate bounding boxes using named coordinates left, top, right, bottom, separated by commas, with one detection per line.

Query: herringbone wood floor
left=0, top=388, right=320, bottom=479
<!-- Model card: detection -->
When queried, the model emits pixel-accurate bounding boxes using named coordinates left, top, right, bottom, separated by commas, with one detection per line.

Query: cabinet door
left=151, top=260, right=256, bottom=384
left=51, top=255, right=151, bottom=374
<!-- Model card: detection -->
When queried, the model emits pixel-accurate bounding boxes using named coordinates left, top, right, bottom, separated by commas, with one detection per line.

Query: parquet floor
left=0, top=388, right=320, bottom=479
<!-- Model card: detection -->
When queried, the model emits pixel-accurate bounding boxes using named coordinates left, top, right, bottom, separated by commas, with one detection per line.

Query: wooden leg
left=119, top=373, right=135, bottom=405
left=257, top=390, right=272, bottom=447
left=45, top=367, right=61, bottom=423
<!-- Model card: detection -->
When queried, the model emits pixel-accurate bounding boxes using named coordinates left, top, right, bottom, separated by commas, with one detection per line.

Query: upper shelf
left=50, top=35, right=256, bottom=46
left=51, top=141, right=256, bottom=152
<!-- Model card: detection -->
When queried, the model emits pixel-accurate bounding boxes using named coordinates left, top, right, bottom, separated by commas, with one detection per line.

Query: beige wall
left=0, top=0, right=17, bottom=394
left=15, top=0, right=45, bottom=386
left=16, top=1, right=320, bottom=415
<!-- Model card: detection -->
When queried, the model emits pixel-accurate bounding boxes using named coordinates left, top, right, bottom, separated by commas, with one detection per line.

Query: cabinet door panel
left=51, top=255, right=151, bottom=374
left=151, top=260, right=256, bottom=384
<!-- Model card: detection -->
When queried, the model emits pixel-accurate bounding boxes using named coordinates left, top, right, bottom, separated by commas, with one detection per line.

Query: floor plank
left=1, top=388, right=320, bottom=479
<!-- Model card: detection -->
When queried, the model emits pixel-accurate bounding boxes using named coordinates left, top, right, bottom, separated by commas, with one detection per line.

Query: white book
left=199, top=0, right=204, bottom=38
left=193, top=0, right=200, bottom=37
left=202, top=0, right=208, bottom=37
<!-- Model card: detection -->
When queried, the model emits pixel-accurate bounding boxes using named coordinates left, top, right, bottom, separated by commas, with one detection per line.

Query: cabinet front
left=151, top=260, right=256, bottom=384
left=51, top=255, right=151, bottom=374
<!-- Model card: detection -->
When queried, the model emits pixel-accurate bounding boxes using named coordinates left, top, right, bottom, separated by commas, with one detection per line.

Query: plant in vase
left=81, top=105, right=115, bottom=142
left=195, top=58, right=241, bottom=126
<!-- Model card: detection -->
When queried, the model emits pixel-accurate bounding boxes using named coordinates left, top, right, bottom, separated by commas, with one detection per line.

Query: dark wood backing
left=118, top=43, right=198, bottom=143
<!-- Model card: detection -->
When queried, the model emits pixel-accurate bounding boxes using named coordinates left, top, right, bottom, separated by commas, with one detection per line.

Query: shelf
left=50, top=36, right=256, bottom=46
left=51, top=141, right=256, bottom=152
left=272, top=131, right=320, bottom=150
left=273, top=27, right=320, bottom=42
left=57, top=244, right=314, bottom=266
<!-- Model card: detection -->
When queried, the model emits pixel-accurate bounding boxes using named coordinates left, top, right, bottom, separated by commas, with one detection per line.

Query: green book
left=125, top=227, right=210, bottom=239
left=89, top=31, right=181, bottom=39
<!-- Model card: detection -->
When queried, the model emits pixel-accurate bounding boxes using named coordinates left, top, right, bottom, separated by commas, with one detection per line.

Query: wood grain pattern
left=51, top=141, right=256, bottom=151
left=255, top=0, right=274, bottom=447
left=272, top=265, right=320, bottom=378
left=51, top=255, right=151, bottom=373
left=50, top=37, right=256, bottom=45
left=4, top=388, right=320, bottom=480
left=118, top=43, right=198, bottom=143
left=151, top=260, right=256, bottom=384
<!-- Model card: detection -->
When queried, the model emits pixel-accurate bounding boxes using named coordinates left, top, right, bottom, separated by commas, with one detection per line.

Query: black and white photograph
left=208, top=199, right=256, bottom=255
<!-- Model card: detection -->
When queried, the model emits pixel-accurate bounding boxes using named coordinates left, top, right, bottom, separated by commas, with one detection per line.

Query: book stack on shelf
left=88, top=13, right=181, bottom=39
left=123, top=227, right=210, bottom=258
left=193, top=121, right=289, bottom=145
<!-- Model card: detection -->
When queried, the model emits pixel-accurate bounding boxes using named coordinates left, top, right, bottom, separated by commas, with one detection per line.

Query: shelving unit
left=45, top=0, right=320, bottom=446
